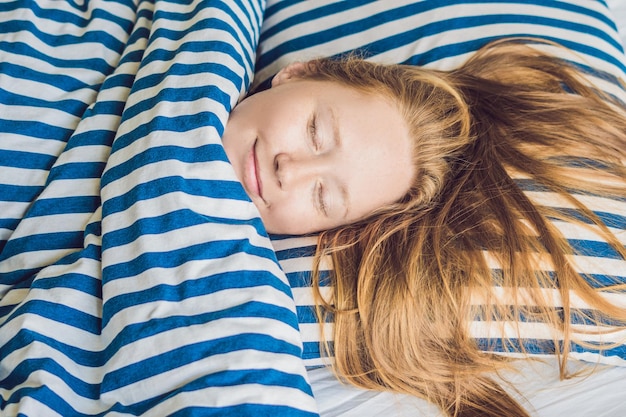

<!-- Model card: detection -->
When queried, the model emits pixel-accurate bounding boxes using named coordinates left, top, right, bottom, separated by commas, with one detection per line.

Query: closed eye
left=316, top=181, right=328, bottom=216
left=309, top=113, right=321, bottom=150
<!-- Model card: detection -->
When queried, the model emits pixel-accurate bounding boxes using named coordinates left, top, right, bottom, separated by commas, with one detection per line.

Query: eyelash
left=317, top=182, right=328, bottom=216
left=309, top=115, right=321, bottom=150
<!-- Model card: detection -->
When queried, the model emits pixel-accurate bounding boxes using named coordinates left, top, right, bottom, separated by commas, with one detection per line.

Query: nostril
left=274, top=154, right=283, bottom=188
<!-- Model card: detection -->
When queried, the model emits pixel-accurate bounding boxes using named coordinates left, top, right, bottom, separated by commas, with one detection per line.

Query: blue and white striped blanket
left=0, top=0, right=318, bottom=415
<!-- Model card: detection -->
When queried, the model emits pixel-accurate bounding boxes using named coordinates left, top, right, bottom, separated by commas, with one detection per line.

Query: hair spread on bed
left=300, top=39, right=626, bottom=417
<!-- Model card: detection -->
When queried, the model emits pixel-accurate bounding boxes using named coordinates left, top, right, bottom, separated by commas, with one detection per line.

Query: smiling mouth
left=253, top=140, right=264, bottom=201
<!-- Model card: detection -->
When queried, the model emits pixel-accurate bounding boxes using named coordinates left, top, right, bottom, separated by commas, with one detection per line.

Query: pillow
left=607, top=0, right=626, bottom=47
left=254, top=0, right=626, bottom=88
left=261, top=0, right=626, bottom=369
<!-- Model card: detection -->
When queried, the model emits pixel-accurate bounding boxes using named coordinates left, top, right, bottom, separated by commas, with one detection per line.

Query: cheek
left=261, top=200, right=318, bottom=235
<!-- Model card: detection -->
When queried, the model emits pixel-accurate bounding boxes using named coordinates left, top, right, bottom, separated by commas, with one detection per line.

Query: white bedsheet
left=608, top=0, right=626, bottom=47
left=309, top=358, right=626, bottom=416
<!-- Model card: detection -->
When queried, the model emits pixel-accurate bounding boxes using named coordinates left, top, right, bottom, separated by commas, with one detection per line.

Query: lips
left=244, top=139, right=264, bottom=201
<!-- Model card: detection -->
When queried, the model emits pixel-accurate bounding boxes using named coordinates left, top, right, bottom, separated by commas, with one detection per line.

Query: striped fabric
left=262, top=0, right=626, bottom=369
left=0, top=0, right=319, bottom=416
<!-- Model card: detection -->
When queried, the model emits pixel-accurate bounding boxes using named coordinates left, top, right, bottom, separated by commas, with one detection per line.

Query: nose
left=274, top=153, right=321, bottom=189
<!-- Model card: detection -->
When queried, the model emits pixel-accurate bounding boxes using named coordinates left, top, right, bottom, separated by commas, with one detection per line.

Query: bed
left=1, top=0, right=625, bottom=416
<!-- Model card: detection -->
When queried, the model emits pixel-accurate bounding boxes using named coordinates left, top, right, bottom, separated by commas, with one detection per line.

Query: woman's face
left=222, top=70, right=414, bottom=235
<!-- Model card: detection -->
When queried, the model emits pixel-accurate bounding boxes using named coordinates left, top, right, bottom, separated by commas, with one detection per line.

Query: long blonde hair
left=299, top=39, right=626, bottom=417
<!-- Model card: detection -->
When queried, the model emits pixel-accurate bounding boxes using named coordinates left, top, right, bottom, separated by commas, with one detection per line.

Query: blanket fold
left=0, top=0, right=319, bottom=415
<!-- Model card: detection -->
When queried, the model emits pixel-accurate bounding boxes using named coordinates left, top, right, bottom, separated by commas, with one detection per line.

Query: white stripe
left=299, top=322, right=334, bottom=344
left=0, top=134, right=67, bottom=155
left=102, top=281, right=297, bottom=340
left=111, top=383, right=319, bottom=414
left=103, top=318, right=303, bottom=374
left=482, top=250, right=626, bottom=276
left=270, top=235, right=318, bottom=251
left=569, top=351, right=626, bottom=366
left=525, top=191, right=626, bottom=214
left=102, top=251, right=283, bottom=298
left=470, top=320, right=626, bottom=343
left=1, top=166, right=48, bottom=187
left=101, top=194, right=258, bottom=235
left=471, top=286, right=626, bottom=310
left=278, top=255, right=333, bottom=274
left=1, top=398, right=64, bottom=417
left=101, top=222, right=276, bottom=272
left=0, top=339, right=102, bottom=384
left=292, top=286, right=332, bottom=306
left=551, top=221, right=626, bottom=244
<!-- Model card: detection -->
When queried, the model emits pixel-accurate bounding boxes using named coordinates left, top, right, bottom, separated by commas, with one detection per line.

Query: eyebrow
left=329, top=107, right=350, bottom=220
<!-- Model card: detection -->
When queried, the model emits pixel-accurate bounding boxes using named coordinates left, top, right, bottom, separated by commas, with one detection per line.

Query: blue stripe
left=143, top=37, right=246, bottom=70
left=0, top=231, right=84, bottom=260
left=274, top=244, right=317, bottom=260
left=170, top=404, right=318, bottom=417
left=0, top=217, right=20, bottom=231
left=0, top=0, right=136, bottom=30
left=285, top=270, right=333, bottom=288
left=0, top=62, right=95, bottom=93
left=63, top=130, right=117, bottom=151
left=1, top=20, right=127, bottom=54
left=121, top=83, right=233, bottom=123
left=490, top=269, right=626, bottom=289
left=23, top=196, right=100, bottom=218
left=0, top=184, right=43, bottom=203
left=0, top=150, right=57, bottom=170
left=102, top=307, right=299, bottom=361
left=0, top=119, right=73, bottom=141
left=80, top=99, right=128, bottom=117
left=48, top=162, right=107, bottom=181
left=302, top=340, right=332, bottom=361
left=103, top=209, right=266, bottom=248
left=30, top=272, right=102, bottom=296
left=471, top=305, right=626, bottom=326
left=584, top=273, right=626, bottom=288
left=101, top=240, right=277, bottom=282
left=476, top=337, right=626, bottom=358
left=261, top=0, right=379, bottom=39
left=1, top=357, right=101, bottom=398
left=102, top=144, right=228, bottom=187
left=3, top=300, right=101, bottom=334
left=2, top=385, right=92, bottom=417
left=101, top=334, right=305, bottom=392
left=296, top=305, right=333, bottom=324
left=0, top=41, right=115, bottom=75
left=552, top=208, right=626, bottom=229
left=104, top=112, right=226, bottom=159
left=102, top=276, right=295, bottom=326
left=569, top=238, right=625, bottom=259
left=101, top=177, right=249, bottom=216
left=405, top=32, right=622, bottom=71
left=0, top=244, right=101, bottom=290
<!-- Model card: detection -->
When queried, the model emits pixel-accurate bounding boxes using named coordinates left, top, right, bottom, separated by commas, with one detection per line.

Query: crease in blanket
left=0, top=0, right=319, bottom=415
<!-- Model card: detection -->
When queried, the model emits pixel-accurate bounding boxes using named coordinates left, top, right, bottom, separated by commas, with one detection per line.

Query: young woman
left=223, top=39, right=626, bottom=417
